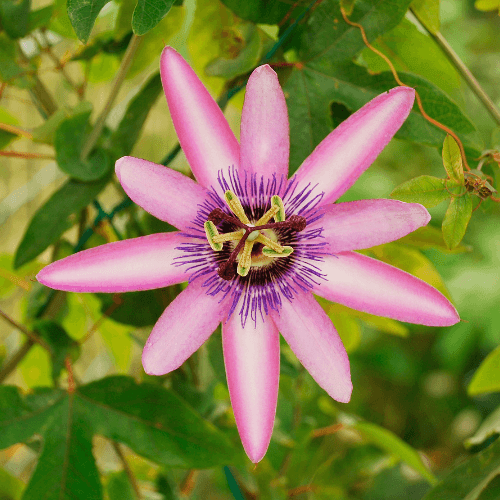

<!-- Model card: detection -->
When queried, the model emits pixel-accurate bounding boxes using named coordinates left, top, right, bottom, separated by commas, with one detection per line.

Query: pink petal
left=115, top=157, right=208, bottom=231
left=160, top=47, right=240, bottom=189
left=310, top=199, right=430, bottom=253
left=294, top=87, right=415, bottom=205
left=313, top=252, right=459, bottom=326
left=270, top=290, right=352, bottom=403
left=36, top=233, right=188, bottom=293
left=142, top=281, right=230, bottom=375
left=223, top=313, right=279, bottom=463
left=240, top=65, right=289, bottom=181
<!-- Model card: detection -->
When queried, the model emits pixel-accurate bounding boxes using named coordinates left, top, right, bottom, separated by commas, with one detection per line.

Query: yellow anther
left=224, top=190, right=250, bottom=224
left=255, top=204, right=279, bottom=226
left=204, top=221, right=223, bottom=251
left=271, top=195, right=286, bottom=222
left=256, top=233, right=285, bottom=253
left=262, top=246, right=293, bottom=257
left=212, top=230, right=245, bottom=244
left=237, top=240, right=254, bottom=277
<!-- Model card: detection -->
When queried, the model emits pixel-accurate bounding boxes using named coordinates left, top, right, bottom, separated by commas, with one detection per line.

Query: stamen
left=237, top=240, right=254, bottom=277
left=204, top=221, right=223, bottom=251
left=271, top=195, right=285, bottom=222
left=225, top=190, right=250, bottom=224
left=205, top=190, right=307, bottom=280
left=212, top=230, right=245, bottom=244
left=256, top=233, right=285, bottom=253
left=255, top=205, right=279, bottom=226
left=262, top=246, right=293, bottom=257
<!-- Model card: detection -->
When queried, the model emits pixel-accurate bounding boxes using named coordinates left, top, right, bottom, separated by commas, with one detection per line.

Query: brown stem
left=0, top=151, right=55, bottom=160
left=0, top=339, right=35, bottom=383
left=112, top=441, right=142, bottom=500
left=0, top=309, right=51, bottom=351
left=0, top=122, right=33, bottom=139
left=180, top=470, right=199, bottom=497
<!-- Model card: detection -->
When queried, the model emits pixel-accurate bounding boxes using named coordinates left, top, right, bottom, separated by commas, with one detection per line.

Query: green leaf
left=14, top=176, right=109, bottom=268
left=33, top=320, right=81, bottom=382
left=205, top=23, right=272, bottom=80
left=0, top=106, right=20, bottom=149
left=219, top=0, right=301, bottom=25
left=390, top=175, right=451, bottom=207
left=27, top=5, right=54, bottom=31
left=468, top=345, right=500, bottom=397
left=466, top=405, right=500, bottom=450
left=0, top=377, right=236, bottom=497
left=32, top=108, right=69, bottom=144
left=285, top=62, right=479, bottom=172
left=0, top=34, right=29, bottom=85
left=442, top=134, right=464, bottom=183
left=96, top=286, right=181, bottom=327
left=132, top=0, right=175, bottom=35
left=348, top=419, right=438, bottom=485
left=423, top=438, right=500, bottom=500
left=67, top=0, right=111, bottom=42
left=107, top=471, right=135, bottom=500
left=397, top=225, right=472, bottom=253
left=0, top=468, right=24, bottom=500
left=361, top=19, right=460, bottom=94
left=411, top=0, right=440, bottom=34
left=442, top=194, right=473, bottom=249
left=110, top=73, right=162, bottom=159
left=475, top=0, right=500, bottom=12
left=127, top=5, right=185, bottom=78
left=55, top=111, right=110, bottom=181
left=0, top=0, right=31, bottom=38
left=77, top=376, right=236, bottom=467
left=297, top=0, right=413, bottom=63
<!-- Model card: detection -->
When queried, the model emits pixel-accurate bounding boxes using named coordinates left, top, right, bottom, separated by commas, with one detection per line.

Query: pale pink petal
left=270, top=290, right=352, bottom=403
left=294, top=87, right=415, bottom=205
left=240, top=65, right=289, bottom=181
left=142, top=282, right=230, bottom=375
left=160, top=47, right=240, bottom=189
left=310, top=199, right=430, bottom=253
left=223, top=313, right=279, bottom=463
left=115, top=157, right=208, bottom=231
left=313, top=252, right=459, bottom=326
left=36, top=233, right=188, bottom=293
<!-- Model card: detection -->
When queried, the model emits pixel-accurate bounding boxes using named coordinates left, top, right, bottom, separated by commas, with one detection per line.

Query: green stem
left=80, top=35, right=142, bottom=160
left=411, top=9, right=500, bottom=126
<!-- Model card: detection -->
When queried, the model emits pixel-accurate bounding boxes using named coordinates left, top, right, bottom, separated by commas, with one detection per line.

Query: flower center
left=203, top=190, right=307, bottom=280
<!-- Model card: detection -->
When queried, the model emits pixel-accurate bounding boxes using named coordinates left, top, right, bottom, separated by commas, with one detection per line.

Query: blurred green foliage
left=1, top=0, right=500, bottom=498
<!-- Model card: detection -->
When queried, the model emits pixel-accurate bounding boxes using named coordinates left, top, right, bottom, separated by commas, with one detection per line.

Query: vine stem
left=0, top=309, right=51, bottom=351
left=80, top=35, right=142, bottom=161
left=0, top=122, right=33, bottom=139
left=340, top=6, right=471, bottom=172
left=112, top=442, right=142, bottom=500
left=410, top=9, right=500, bottom=127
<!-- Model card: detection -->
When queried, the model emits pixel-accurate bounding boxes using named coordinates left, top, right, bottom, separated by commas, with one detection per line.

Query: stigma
left=204, top=190, right=307, bottom=280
